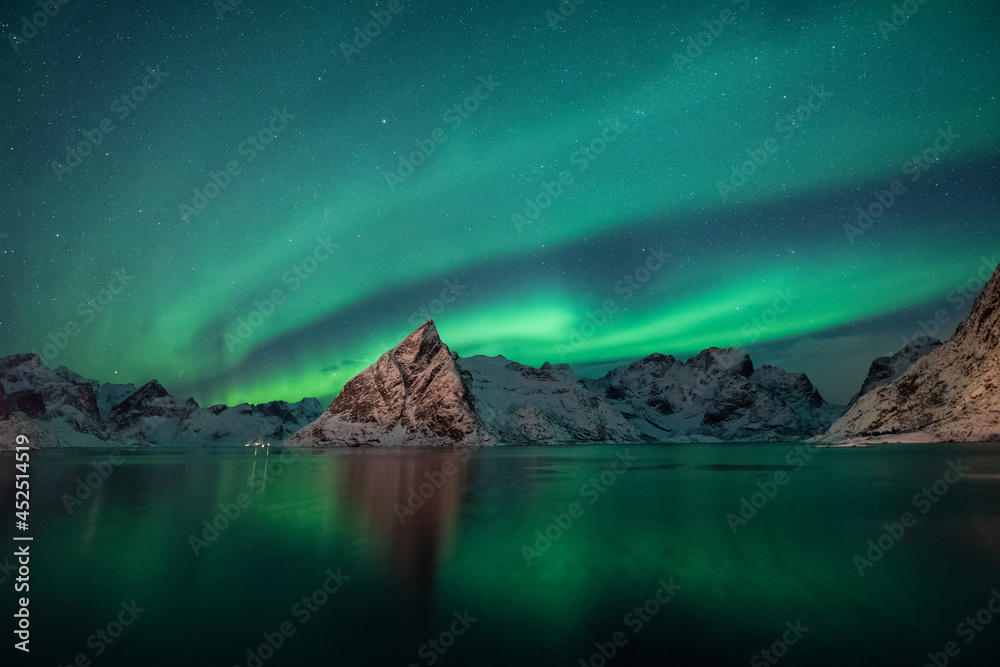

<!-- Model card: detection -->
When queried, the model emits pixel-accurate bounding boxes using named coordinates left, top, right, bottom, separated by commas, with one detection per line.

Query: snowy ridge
left=0, top=379, right=57, bottom=449
left=0, top=353, right=116, bottom=446
left=0, top=354, right=321, bottom=447
left=98, top=381, right=139, bottom=417
left=457, top=356, right=641, bottom=444
left=821, top=263, right=1000, bottom=443
left=588, top=349, right=843, bottom=442
left=849, top=337, right=942, bottom=406
left=290, top=324, right=844, bottom=447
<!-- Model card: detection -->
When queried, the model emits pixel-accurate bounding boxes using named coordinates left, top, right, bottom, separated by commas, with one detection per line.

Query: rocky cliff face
left=589, top=348, right=842, bottom=442
left=0, top=354, right=118, bottom=445
left=849, top=337, right=942, bottom=405
left=0, top=379, right=57, bottom=449
left=0, top=355, right=321, bottom=447
left=457, top=356, right=641, bottom=444
left=287, top=320, right=492, bottom=447
left=97, top=382, right=139, bottom=417
left=0, top=379, right=12, bottom=421
left=822, top=264, right=1000, bottom=442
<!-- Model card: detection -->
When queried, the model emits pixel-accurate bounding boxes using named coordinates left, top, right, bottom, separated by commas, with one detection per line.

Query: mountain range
left=0, top=353, right=321, bottom=449
left=4, top=263, right=998, bottom=448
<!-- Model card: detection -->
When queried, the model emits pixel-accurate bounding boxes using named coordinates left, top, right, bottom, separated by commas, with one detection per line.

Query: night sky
left=1, top=0, right=997, bottom=408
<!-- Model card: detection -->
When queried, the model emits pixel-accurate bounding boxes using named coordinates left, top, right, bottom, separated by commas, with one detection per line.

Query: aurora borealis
left=1, top=0, right=998, bottom=407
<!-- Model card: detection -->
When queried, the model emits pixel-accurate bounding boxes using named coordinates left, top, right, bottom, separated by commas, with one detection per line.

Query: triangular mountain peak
left=288, top=319, right=490, bottom=447
left=393, top=320, right=447, bottom=368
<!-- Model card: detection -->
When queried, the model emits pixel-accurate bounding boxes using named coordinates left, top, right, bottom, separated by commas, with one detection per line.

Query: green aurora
left=1, top=0, right=998, bottom=407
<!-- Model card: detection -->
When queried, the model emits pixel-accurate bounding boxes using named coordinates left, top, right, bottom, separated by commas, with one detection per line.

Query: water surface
left=1, top=443, right=999, bottom=666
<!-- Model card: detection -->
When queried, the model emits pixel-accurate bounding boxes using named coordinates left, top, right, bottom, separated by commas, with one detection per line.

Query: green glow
left=2, top=0, right=998, bottom=407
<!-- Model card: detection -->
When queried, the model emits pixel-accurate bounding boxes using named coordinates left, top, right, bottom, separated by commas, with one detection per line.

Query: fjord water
left=2, top=444, right=999, bottom=667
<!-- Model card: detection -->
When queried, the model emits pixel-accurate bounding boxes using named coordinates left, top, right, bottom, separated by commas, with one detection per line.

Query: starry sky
left=1, top=0, right=998, bottom=408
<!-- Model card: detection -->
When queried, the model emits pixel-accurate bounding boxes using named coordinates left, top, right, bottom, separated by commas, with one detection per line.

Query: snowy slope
left=0, top=354, right=321, bottom=447
left=0, top=353, right=118, bottom=445
left=848, top=337, right=942, bottom=406
left=821, top=264, right=1000, bottom=442
left=457, top=356, right=641, bottom=444
left=110, top=379, right=323, bottom=446
left=0, top=379, right=57, bottom=449
left=98, top=381, right=139, bottom=417
left=750, top=364, right=845, bottom=431
left=589, top=349, right=843, bottom=442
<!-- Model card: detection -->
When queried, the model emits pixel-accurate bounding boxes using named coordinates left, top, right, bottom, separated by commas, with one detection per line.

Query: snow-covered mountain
left=0, top=377, right=57, bottom=449
left=588, top=349, right=843, bottom=442
left=821, top=264, right=1000, bottom=443
left=107, top=379, right=323, bottom=447
left=0, top=354, right=321, bottom=447
left=98, top=381, right=139, bottom=417
left=16, top=264, right=996, bottom=450
left=289, top=321, right=843, bottom=447
left=0, top=354, right=117, bottom=446
left=287, top=320, right=492, bottom=447
left=848, top=337, right=942, bottom=406
left=457, top=356, right=641, bottom=444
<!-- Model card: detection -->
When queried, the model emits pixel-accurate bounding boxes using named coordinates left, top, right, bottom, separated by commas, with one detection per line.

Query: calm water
left=1, top=443, right=999, bottom=666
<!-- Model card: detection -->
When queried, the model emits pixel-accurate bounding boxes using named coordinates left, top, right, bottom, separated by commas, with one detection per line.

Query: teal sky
left=1, top=0, right=998, bottom=406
